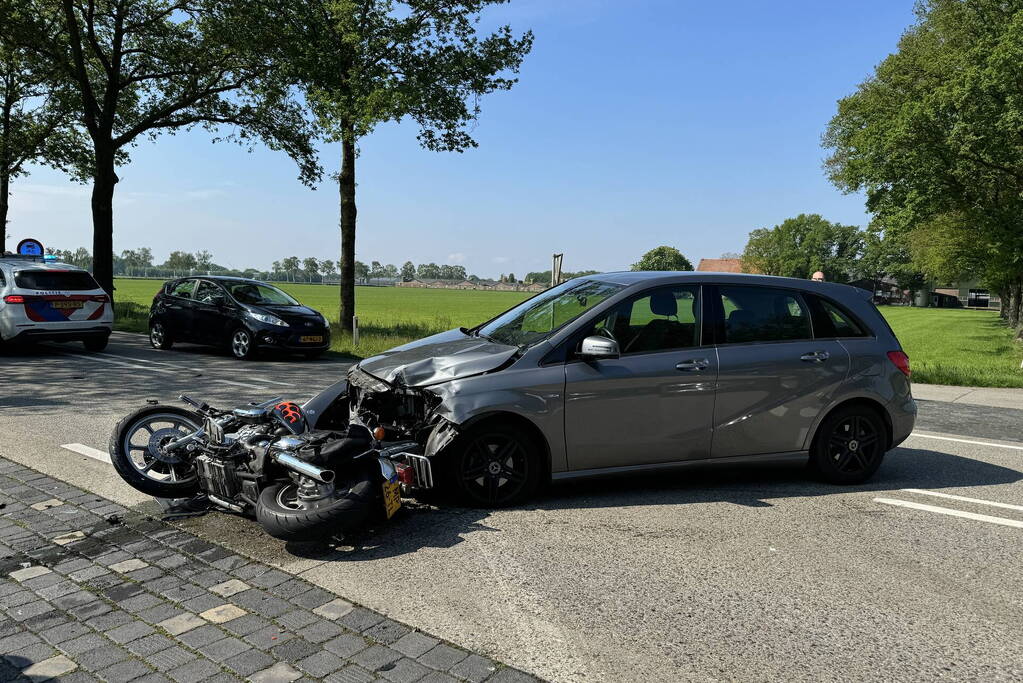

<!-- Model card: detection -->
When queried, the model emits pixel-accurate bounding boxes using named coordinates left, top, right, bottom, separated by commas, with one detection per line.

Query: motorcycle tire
left=255, top=463, right=380, bottom=542
left=109, top=405, right=203, bottom=499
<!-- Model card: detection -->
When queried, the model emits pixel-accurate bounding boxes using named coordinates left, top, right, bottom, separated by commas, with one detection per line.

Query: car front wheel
left=809, top=406, right=887, bottom=484
left=230, top=327, right=258, bottom=360
left=150, top=321, right=173, bottom=350
left=450, top=423, right=541, bottom=507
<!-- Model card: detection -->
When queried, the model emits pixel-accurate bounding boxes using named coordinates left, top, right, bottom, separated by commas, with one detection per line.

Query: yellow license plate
left=52, top=300, right=84, bottom=310
left=382, top=479, right=402, bottom=519
left=299, top=335, right=323, bottom=343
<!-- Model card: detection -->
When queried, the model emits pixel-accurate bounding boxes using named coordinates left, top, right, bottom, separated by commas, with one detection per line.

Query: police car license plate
left=52, top=300, right=84, bottom=310
left=299, top=335, right=323, bottom=343
left=382, top=479, right=402, bottom=519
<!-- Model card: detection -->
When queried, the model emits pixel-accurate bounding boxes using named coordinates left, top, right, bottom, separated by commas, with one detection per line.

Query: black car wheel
left=451, top=423, right=540, bottom=507
left=810, top=406, right=887, bottom=484
left=150, top=321, right=173, bottom=350
left=230, top=327, right=257, bottom=360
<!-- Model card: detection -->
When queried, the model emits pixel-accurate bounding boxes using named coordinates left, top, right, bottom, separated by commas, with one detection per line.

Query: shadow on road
left=265, top=445, right=1021, bottom=562
left=530, top=446, right=1021, bottom=511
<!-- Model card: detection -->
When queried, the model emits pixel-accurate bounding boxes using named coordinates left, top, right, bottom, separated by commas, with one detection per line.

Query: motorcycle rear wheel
left=255, top=464, right=379, bottom=542
left=109, top=405, right=203, bottom=499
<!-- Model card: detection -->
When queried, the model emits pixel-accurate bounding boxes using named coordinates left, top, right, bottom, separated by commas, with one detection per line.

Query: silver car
left=306, top=272, right=916, bottom=506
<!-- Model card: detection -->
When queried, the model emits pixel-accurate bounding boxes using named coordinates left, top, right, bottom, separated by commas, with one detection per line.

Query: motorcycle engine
left=194, top=424, right=267, bottom=507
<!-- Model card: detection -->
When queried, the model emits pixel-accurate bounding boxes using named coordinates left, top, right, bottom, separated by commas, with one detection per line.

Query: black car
left=149, top=277, right=331, bottom=359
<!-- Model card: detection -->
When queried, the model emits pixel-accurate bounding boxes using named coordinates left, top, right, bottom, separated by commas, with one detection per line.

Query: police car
left=0, top=252, right=113, bottom=351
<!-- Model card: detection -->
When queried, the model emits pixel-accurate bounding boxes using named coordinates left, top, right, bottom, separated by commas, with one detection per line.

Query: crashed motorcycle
left=108, top=393, right=434, bottom=541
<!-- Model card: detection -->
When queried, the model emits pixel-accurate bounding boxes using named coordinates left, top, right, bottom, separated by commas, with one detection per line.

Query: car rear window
left=719, top=286, right=812, bottom=344
left=14, top=270, right=100, bottom=291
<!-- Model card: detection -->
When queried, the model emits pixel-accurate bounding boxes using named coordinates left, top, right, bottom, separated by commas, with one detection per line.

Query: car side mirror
left=578, top=335, right=619, bottom=360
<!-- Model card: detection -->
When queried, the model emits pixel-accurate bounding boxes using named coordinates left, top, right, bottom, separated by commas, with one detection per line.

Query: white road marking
left=874, top=497, right=1023, bottom=529
left=96, top=352, right=178, bottom=368
left=211, top=379, right=270, bottom=390
left=900, top=488, right=1023, bottom=512
left=249, top=377, right=294, bottom=387
left=57, top=351, right=176, bottom=374
left=60, top=443, right=111, bottom=465
left=909, top=432, right=1023, bottom=452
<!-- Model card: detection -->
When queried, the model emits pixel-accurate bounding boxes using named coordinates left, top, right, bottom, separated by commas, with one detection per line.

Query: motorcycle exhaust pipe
left=272, top=451, right=335, bottom=484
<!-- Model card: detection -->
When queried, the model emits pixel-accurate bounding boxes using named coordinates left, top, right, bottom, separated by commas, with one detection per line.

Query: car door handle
left=800, top=351, right=830, bottom=362
left=676, top=358, right=710, bottom=371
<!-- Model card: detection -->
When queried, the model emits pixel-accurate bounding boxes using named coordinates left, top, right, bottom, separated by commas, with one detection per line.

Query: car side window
left=168, top=280, right=196, bottom=299
left=807, top=295, right=868, bottom=338
left=590, top=285, right=701, bottom=354
left=719, top=286, right=811, bottom=344
left=820, top=299, right=866, bottom=337
left=194, top=281, right=222, bottom=305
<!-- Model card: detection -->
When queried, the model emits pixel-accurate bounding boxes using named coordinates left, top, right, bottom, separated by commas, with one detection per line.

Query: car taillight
left=3, top=295, right=25, bottom=304
left=395, top=463, right=416, bottom=487
left=887, top=350, right=911, bottom=378
left=89, top=294, right=109, bottom=303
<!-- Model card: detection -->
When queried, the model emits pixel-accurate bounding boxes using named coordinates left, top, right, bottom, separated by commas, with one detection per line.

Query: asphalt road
left=1, top=333, right=1021, bottom=682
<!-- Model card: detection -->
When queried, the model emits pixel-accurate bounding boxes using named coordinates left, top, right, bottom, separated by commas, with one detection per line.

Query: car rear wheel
left=809, top=406, right=887, bottom=484
left=150, top=321, right=173, bottom=350
left=450, top=423, right=540, bottom=507
left=230, top=328, right=258, bottom=360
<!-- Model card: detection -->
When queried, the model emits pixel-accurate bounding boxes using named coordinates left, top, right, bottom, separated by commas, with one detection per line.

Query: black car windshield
left=226, top=282, right=299, bottom=306
left=477, top=279, right=625, bottom=347
left=15, top=269, right=99, bottom=291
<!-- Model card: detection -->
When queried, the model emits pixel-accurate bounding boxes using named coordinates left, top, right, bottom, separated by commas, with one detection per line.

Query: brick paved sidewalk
left=0, top=457, right=538, bottom=683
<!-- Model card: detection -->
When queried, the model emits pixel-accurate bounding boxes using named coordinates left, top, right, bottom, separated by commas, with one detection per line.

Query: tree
left=417, top=262, right=441, bottom=279
left=631, top=246, right=694, bottom=272
left=354, top=260, right=369, bottom=284
left=195, top=249, right=213, bottom=273
left=17, top=0, right=319, bottom=297
left=739, top=215, right=863, bottom=283
left=319, top=258, right=337, bottom=280
left=164, top=250, right=196, bottom=275
left=302, top=257, right=320, bottom=282
left=280, top=256, right=300, bottom=282
left=400, top=261, right=416, bottom=282
left=272, top=1, right=533, bottom=331
left=0, top=0, right=85, bottom=251
left=823, top=0, right=1023, bottom=330
left=271, top=260, right=282, bottom=280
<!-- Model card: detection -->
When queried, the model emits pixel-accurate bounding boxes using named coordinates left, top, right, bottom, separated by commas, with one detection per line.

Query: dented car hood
left=357, top=328, right=519, bottom=387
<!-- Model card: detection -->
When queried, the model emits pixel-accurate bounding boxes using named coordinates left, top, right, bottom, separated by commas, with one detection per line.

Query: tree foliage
left=740, top=214, right=863, bottom=283
left=631, top=246, right=693, bottom=272
left=823, top=0, right=1023, bottom=326
left=270, top=0, right=533, bottom=330
left=12, top=0, right=320, bottom=296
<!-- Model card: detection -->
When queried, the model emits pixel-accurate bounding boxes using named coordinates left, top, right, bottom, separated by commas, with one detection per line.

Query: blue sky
left=9, top=0, right=916, bottom=279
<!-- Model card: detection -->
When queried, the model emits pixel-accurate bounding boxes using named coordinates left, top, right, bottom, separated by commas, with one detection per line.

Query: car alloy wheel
left=459, top=431, right=532, bottom=505
left=151, top=323, right=165, bottom=347
left=231, top=329, right=253, bottom=359
left=826, top=414, right=881, bottom=474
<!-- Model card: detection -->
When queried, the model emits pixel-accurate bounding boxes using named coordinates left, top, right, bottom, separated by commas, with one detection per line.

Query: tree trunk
left=91, top=145, right=118, bottom=300
left=338, top=131, right=357, bottom=333
left=0, top=171, right=9, bottom=253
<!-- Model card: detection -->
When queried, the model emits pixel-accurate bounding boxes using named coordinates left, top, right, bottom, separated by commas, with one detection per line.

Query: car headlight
left=247, top=311, right=289, bottom=327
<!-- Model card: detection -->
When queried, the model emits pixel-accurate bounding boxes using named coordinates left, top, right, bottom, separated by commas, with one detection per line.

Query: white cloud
left=492, top=256, right=511, bottom=264
left=447, top=252, right=466, bottom=263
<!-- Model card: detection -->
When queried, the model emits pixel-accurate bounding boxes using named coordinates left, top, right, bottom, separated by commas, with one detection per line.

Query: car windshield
left=226, top=282, right=299, bottom=306
left=477, top=279, right=625, bottom=347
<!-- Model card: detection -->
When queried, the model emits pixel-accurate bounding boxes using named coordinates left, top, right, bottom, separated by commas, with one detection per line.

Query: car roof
left=580, top=271, right=869, bottom=300
left=0, top=258, right=83, bottom=272
left=170, top=275, right=265, bottom=284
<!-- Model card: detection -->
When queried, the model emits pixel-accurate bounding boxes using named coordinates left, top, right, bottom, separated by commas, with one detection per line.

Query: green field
left=112, top=278, right=530, bottom=357
left=112, top=278, right=1023, bottom=387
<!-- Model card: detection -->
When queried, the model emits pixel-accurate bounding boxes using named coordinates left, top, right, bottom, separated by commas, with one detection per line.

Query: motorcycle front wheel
left=255, top=463, right=379, bottom=542
left=109, top=405, right=203, bottom=498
